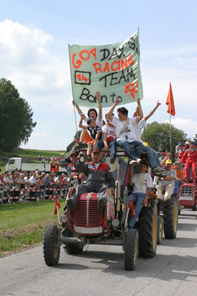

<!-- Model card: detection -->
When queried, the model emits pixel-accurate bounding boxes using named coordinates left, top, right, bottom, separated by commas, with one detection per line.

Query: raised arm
left=161, top=150, right=171, bottom=168
left=79, top=114, right=87, bottom=130
left=136, top=98, right=143, bottom=121
left=107, top=99, right=121, bottom=122
left=144, top=101, right=161, bottom=122
left=95, top=91, right=102, bottom=121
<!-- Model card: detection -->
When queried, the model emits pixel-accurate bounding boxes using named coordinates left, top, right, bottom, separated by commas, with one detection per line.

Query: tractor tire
left=192, top=204, right=197, bottom=211
left=138, top=199, right=157, bottom=258
left=43, top=225, right=60, bottom=266
left=124, top=229, right=139, bottom=270
left=163, top=195, right=178, bottom=239
left=157, top=215, right=164, bottom=245
left=62, top=227, right=84, bottom=255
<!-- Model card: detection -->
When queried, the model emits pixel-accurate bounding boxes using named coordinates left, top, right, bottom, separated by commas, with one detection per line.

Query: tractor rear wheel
left=157, top=215, right=164, bottom=245
left=163, top=195, right=178, bottom=239
left=124, top=229, right=139, bottom=270
left=138, top=200, right=157, bottom=257
left=43, top=225, right=60, bottom=266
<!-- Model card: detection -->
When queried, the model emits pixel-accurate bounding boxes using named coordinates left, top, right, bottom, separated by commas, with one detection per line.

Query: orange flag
left=166, top=82, right=175, bottom=116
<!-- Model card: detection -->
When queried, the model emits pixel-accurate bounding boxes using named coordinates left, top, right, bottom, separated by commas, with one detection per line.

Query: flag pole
left=73, top=104, right=79, bottom=139
left=136, top=27, right=140, bottom=128
left=170, top=100, right=172, bottom=160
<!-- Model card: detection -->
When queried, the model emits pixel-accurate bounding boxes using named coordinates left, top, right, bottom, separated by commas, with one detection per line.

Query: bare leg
left=80, top=130, right=86, bottom=143
left=87, top=142, right=93, bottom=155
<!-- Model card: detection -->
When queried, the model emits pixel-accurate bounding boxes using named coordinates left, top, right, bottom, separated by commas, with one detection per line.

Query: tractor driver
left=67, top=148, right=115, bottom=211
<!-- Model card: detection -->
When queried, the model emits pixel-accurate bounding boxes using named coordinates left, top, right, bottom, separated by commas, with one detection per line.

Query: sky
left=0, top=0, right=197, bottom=150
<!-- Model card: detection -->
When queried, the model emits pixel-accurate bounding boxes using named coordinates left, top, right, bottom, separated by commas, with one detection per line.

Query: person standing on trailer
left=182, top=141, right=197, bottom=183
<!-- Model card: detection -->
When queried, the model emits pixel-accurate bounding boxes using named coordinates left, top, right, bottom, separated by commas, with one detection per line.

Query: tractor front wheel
left=43, top=225, right=60, bottom=266
left=124, top=229, right=139, bottom=270
left=163, top=195, right=178, bottom=239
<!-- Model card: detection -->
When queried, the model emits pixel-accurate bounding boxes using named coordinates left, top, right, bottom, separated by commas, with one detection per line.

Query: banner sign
left=68, top=31, right=143, bottom=108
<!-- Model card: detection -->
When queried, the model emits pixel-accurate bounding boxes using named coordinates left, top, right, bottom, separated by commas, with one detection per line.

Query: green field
left=0, top=199, right=66, bottom=257
left=0, top=148, right=67, bottom=173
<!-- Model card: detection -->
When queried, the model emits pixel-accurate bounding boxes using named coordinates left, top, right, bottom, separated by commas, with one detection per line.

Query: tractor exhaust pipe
left=59, top=237, right=83, bottom=244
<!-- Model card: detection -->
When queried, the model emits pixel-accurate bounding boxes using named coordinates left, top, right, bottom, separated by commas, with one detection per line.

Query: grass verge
left=0, top=200, right=66, bottom=258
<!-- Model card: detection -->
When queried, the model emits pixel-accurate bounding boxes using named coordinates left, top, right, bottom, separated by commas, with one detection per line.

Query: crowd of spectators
left=0, top=169, right=70, bottom=202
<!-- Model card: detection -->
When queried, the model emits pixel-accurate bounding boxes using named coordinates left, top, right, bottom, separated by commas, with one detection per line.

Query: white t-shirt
left=94, top=163, right=100, bottom=170
left=4, top=176, right=10, bottom=189
left=111, top=116, right=137, bottom=142
left=84, top=117, right=103, bottom=129
left=135, top=118, right=146, bottom=142
left=102, top=124, right=116, bottom=140
left=29, top=176, right=36, bottom=185
left=132, top=172, right=153, bottom=194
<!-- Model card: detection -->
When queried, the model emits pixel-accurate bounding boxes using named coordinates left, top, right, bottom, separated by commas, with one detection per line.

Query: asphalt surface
left=0, top=208, right=197, bottom=296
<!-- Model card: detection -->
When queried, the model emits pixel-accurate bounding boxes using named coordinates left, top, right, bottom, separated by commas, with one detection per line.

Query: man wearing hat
left=175, top=141, right=185, bottom=163
left=67, top=151, right=83, bottom=186
left=156, top=159, right=177, bottom=202
left=184, top=141, right=190, bottom=151
left=67, top=148, right=115, bottom=211
left=182, top=141, right=197, bottom=183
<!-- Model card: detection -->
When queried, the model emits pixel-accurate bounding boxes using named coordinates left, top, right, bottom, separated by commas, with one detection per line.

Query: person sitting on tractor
left=127, top=161, right=153, bottom=229
left=107, top=98, right=143, bottom=166
left=59, top=91, right=103, bottom=166
left=172, top=161, right=184, bottom=190
left=79, top=116, right=102, bottom=161
left=67, top=148, right=115, bottom=211
left=182, top=141, right=197, bottom=183
left=133, top=100, right=166, bottom=177
left=156, top=159, right=177, bottom=203
left=95, top=113, right=117, bottom=164
left=67, top=151, right=83, bottom=186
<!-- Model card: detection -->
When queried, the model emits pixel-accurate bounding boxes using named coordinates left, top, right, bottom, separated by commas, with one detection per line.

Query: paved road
left=0, top=208, right=197, bottom=296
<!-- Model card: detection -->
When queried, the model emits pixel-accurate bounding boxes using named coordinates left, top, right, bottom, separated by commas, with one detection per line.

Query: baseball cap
left=185, top=141, right=190, bottom=145
left=166, top=159, right=172, bottom=165
left=175, top=161, right=180, bottom=164
left=178, top=141, right=182, bottom=146
left=87, top=118, right=94, bottom=125
left=70, top=151, right=77, bottom=156
left=143, top=142, right=149, bottom=146
left=92, top=148, right=101, bottom=154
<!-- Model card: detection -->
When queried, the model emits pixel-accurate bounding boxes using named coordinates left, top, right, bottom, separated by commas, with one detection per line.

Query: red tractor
left=43, top=149, right=158, bottom=270
left=179, top=167, right=197, bottom=212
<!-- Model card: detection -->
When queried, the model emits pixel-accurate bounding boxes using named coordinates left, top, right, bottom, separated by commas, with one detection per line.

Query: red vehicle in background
left=179, top=166, right=197, bottom=212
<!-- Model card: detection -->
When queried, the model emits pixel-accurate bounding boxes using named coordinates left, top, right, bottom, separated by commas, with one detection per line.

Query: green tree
left=143, top=121, right=189, bottom=162
left=0, top=78, right=36, bottom=151
left=193, top=134, right=197, bottom=143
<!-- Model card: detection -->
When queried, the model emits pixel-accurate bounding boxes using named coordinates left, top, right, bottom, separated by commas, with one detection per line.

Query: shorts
left=84, top=132, right=94, bottom=145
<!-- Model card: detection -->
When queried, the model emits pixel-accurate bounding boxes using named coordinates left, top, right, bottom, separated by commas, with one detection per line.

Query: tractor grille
left=181, top=186, right=192, bottom=197
left=74, top=197, right=103, bottom=227
left=75, top=200, right=87, bottom=226
left=89, top=200, right=102, bottom=227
